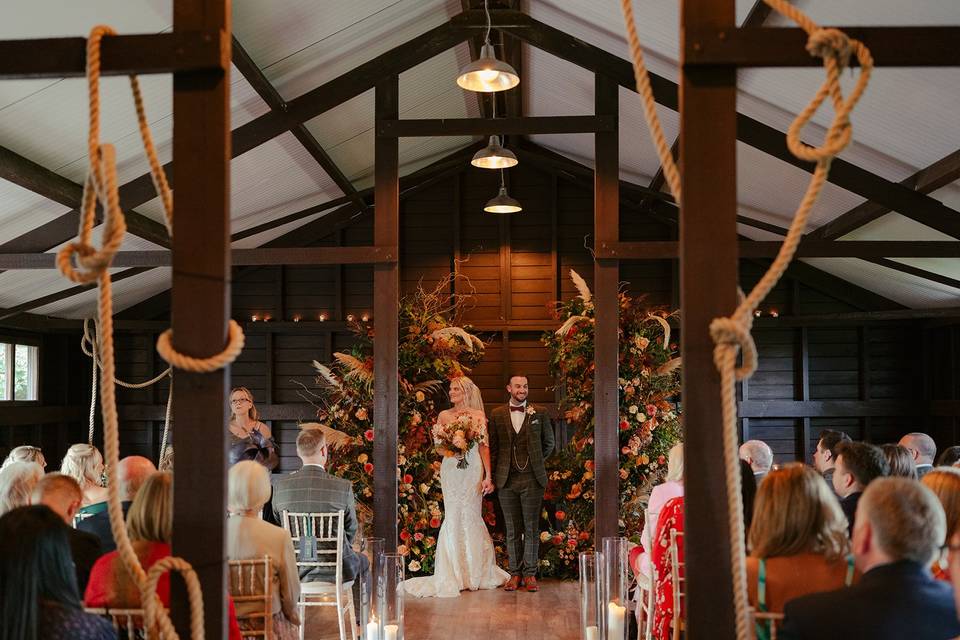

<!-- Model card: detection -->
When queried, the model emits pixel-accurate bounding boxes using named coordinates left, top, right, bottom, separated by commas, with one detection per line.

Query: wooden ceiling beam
left=593, top=240, right=960, bottom=260
left=497, top=11, right=960, bottom=240
left=807, top=148, right=960, bottom=241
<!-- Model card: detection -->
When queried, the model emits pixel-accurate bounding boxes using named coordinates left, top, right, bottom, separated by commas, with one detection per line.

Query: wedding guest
left=272, top=428, right=367, bottom=602
left=227, top=461, right=300, bottom=639
left=832, top=442, right=888, bottom=536
left=651, top=495, right=683, bottom=640
left=78, top=455, right=156, bottom=553
left=60, top=444, right=109, bottom=520
left=31, top=473, right=102, bottom=593
left=881, top=444, right=917, bottom=479
left=84, top=471, right=243, bottom=639
left=0, top=505, right=115, bottom=640
left=0, top=460, right=43, bottom=517
left=937, top=445, right=960, bottom=468
left=747, top=464, right=853, bottom=638
left=898, top=432, right=937, bottom=479
left=633, top=442, right=683, bottom=580
left=1, top=444, right=46, bottom=470
left=922, top=467, right=960, bottom=580
left=812, top=429, right=851, bottom=491
left=741, top=459, right=757, bottom=533
left=740, top=439, right=774, bottom=484
left=229, top=387, right=278, bottom=471
left=780, top=478, right=960, bottom=640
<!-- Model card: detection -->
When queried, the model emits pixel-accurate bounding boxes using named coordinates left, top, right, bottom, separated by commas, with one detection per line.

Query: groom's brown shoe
left=503, top=576, right=522, bottom=591
left=523, top=576, right=539, bottom=592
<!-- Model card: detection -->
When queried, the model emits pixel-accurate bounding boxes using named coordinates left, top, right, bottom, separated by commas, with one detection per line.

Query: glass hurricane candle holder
left=377, top=552, right=405, bottom=640
left=602, top=537, right=630, bottom=640
left=361, top=538, right=384, bottom=640
left=579, top=551, right=602, bottom=640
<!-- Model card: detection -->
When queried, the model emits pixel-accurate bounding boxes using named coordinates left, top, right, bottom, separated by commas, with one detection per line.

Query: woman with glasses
left=228, top=387, right=278, bottom=471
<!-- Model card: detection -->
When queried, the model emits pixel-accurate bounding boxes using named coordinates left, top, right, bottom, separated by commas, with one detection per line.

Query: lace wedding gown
left=404, top=443, right=509, bottom=598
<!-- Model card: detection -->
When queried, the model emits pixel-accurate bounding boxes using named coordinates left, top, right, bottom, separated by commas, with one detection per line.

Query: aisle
left=302, top=579, right=580, bottom=639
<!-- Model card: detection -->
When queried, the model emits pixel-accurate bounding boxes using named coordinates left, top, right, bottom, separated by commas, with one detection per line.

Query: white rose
left=420, top=483, right=431, bottom=494
left=540, top=531, right=552, bottom=542
left=637, top=413, right=647, bottom=422
left=628, top=405, right=638, bottom=414
left=408, top=560, right=421, bottom=572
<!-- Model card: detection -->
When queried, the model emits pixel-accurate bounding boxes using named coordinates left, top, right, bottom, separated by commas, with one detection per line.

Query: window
left=0, top=342, right=38, bottom=401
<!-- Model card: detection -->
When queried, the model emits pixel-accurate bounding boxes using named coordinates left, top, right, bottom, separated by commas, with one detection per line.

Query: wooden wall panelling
left=859, top=326, right=871, bottom=441
left=797, top=327, right=811, bottom=463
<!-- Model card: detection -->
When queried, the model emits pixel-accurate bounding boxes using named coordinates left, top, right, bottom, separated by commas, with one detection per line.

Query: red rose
left=414, top=532, right=424, bottom=541
left=619, top=420, right=630, bottom=431
left=579, top=531, right=590, bottom=541
left=429, top=517, right=441, bottom=528
left=399, top=530, right=411, bottom=542
left=553, top=534, right=564, bottom=545
left=363, top=463, right=374, bottom=474
left=657, top=455, right=666, bottom=464
left=555, top=510, right=566, bottom=521
left=645, top=404, right=658, bottom=416
left=365, top=429, right=375, bottom=442
left=403, top=474, right=413, bottom=484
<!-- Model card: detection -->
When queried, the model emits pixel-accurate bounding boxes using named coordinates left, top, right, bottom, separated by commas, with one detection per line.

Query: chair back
left=229, top=555, right=274, bottom=640
left=752, top=611, right=785, bottom=640
left=668, top=528, right=685, bottom=639
left=281, top=510, right=345, bottom=586
left=84, top=607, right=153, bottom=640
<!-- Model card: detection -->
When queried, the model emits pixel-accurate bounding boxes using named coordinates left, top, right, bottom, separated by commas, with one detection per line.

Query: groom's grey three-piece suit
left=488, top=403, right=555, bottom=577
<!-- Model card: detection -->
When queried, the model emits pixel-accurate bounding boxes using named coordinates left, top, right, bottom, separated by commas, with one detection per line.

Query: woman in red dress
left=650, top=495, right=684, bottom=640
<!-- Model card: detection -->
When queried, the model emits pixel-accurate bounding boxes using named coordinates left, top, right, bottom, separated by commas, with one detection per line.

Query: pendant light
left=471, top=135, right=518, bottom=169
left=456, top=0, right=520, bottom=93
left=484, top=169, right=522, bottom=213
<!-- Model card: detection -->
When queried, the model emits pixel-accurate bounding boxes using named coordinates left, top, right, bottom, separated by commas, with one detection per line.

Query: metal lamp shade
left=471, top=135, right=518, bottom=169
left=484, top=185, right=522, bottom=213
left=456, top=43, right=520, bottom=92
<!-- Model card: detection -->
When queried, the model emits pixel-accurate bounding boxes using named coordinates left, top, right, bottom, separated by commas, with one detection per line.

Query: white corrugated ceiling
left=1, top=0, right=958, bottom=318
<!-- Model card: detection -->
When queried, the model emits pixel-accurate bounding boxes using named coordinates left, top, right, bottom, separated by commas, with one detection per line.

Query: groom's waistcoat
left=508, top=419, right=532, bottom=473
left=489, top=405, right=554, bottom=488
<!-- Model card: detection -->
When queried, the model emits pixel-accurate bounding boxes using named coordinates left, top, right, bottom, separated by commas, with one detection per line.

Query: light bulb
left=477, top=68, right=500, bottom=83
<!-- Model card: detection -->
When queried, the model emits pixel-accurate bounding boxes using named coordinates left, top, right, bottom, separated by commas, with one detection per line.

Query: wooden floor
left=304, top=579, right=580, bottom=640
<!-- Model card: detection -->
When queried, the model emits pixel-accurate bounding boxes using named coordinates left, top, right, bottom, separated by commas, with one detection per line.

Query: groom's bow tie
left=510, top=405, right=526, bottom=413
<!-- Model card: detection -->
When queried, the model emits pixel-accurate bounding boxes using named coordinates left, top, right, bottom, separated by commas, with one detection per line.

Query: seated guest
left=898, top=432, right=937, bottom=478
left=881, top=444, right=917, bottom=479
left=31, top=473, right=102, bottom=593
left=60, top=444, right=109, bottom=520
left=0, top=460, right=44, bottom=517
left=0, top=505, right=115, bottom=640
left=832, top=442, right=888, bottom=536
left=780, top=478, right=960, bottom=640
left=747, top=464, right=853, bottom=638
left=633, top=442, right=683, bottom=580
left=922, top=467, right=960, bottom=580
left=272, top=428, right=368, bottom=600
left=78, top=455, right=156, bottom=553
left=937, top=445, right=960, bottom=468
left=227, top=461, right=300, bottom=639
left=740, top=439, right=774, bottom=484
left=651, top=496, right=684, bottom=640
left=812, top=429, right=851, bottom=492
left=1, top=444, right=46, bottom=470
left=84, top=472, right=243, bottom=640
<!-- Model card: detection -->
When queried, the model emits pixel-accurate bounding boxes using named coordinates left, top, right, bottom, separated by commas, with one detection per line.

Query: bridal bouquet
left=432, top=413, right=487, bottom=469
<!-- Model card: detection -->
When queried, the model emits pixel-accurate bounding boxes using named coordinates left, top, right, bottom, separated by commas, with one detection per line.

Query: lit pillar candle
left=384, top=624, right=399, bottom=640
left=585, top=625, right=600, bottom=640
left=607, top=602, right=626, bottom=640
left=366, top=621, right=380, bottom=640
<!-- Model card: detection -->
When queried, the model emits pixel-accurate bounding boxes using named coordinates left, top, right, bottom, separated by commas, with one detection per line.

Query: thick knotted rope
left=57, top=25, right=245, bottom=640
left=618, top=2, right=872, bottom=638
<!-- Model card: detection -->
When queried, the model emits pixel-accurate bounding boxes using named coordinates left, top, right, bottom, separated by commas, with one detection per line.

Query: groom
left=488, top=374, right=555, bottom=592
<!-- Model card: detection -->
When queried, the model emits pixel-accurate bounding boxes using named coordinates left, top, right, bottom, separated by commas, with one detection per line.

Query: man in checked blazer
left=272, top=428, right=368, bottom=591
left=488, top=374, right=555, bottom=592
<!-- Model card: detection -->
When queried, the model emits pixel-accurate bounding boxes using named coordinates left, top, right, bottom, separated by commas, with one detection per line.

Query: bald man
left=31, top=473, right=102, bottom=592
left=898, top=432, right=937, bottom=479
left=78, top=455, right=156, bottom=552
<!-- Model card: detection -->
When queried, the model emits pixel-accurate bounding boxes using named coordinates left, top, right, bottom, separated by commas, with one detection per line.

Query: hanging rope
left=618, top=2, right=873, bottom=638
left=58, top=25, right=245, bottom=640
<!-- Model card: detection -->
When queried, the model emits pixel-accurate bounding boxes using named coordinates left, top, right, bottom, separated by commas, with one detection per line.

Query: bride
left=404, top=376, right=510, bottom=597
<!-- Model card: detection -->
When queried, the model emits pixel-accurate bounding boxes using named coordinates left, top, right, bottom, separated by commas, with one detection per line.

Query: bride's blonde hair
left=450, top=376, right=484, bottom=411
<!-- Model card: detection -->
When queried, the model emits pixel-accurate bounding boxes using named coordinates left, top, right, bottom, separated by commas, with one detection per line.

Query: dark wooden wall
left=2, top=162, right=952, bottom=471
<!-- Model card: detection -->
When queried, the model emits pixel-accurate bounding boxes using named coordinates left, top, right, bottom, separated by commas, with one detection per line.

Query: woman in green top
left=60, top=444, right=109, bottom=520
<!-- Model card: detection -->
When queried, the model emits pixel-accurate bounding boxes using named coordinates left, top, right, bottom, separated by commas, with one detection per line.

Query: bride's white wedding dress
left=404, top=443, right=509, bottom=598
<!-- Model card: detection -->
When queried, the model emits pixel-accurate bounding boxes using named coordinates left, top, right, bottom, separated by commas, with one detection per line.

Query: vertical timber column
left=680, top=1, right=738, bottom=638
left=593, top=74, right=619, bottom=541
left=171, top=0, right=230, bottom=637
left=374, top=76, right=400, bottom=550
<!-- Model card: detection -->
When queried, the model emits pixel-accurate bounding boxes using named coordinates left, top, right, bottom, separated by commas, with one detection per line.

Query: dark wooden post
left=593, top=73, right=619, bottom=541
left=170, top=0, right=230, bottom=636
left=680, top=1, right=738, bottom=637
left=373, top=76, right=400, bottom=550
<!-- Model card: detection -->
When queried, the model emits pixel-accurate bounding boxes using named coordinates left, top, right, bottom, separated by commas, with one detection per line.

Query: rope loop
left=805, top=27, right=852, bottom=64
left=143, top=556, right=205, bottom=640
left=156, top=320, right=246, bottom=373
left=709, top=317, right=758, bottom=381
